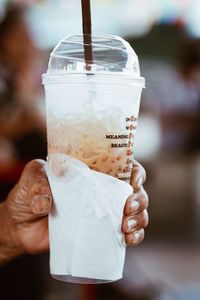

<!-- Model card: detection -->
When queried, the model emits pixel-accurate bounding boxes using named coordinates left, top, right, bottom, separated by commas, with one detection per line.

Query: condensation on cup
left=42, top=34, right=145, bottom=283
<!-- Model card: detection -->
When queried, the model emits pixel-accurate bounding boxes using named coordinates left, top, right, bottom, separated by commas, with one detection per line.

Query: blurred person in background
left=0, top=5, right=46, bottom=174
left=160, top=39, right=200, bottom=153
left=0, top=5, right=53, bottom=300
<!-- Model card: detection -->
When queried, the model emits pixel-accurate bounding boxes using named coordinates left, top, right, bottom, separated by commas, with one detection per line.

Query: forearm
left=0, top=202, right=23, bottom=266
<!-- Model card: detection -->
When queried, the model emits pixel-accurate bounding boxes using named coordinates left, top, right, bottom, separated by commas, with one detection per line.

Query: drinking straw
left=81, top=0, right=93, bottom=70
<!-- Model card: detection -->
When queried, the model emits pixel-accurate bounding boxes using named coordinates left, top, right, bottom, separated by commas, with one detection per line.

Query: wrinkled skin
left=0, top=159, right=148, bottom=264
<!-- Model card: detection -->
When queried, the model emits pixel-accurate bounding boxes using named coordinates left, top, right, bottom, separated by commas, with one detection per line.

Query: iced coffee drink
left=47, top=102, right=138, bottom=182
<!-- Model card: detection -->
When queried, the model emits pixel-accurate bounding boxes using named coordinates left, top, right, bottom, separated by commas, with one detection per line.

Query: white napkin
left=46, top=153, right=133, bottom=282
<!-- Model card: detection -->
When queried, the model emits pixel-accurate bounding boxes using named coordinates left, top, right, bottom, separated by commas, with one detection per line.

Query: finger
left=31, top=194, right=52, bottom=216
left=124, top=186, right=149, bottom=216
left=125, top=229, right=145, bottom=246
left=21, top=159, right=47, bottom=184
left=122, top=209, right=148, bottom=234
left=130, top=160, right=146, bottom=191
left=25, top=161, right=53, bottom=216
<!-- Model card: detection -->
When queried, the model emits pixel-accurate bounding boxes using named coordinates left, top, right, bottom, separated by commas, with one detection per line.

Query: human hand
left=0, top=159, right=148, bottom=265
left=121, top=161, right=149, bottom=246
left=0, top=159, right=52, bottom=264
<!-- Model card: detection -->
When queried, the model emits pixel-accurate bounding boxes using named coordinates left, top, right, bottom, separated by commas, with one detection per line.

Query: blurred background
left=0, top=0, right=200, bottom=299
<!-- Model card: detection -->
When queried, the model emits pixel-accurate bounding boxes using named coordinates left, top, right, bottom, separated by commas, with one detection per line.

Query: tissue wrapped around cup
left=46, top=153, right=133, bottom=281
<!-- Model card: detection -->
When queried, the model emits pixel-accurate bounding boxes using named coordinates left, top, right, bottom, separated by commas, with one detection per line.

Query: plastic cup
left=42, top=34, right=145, bottom=283
left=43, top=34, right=145, bottom=183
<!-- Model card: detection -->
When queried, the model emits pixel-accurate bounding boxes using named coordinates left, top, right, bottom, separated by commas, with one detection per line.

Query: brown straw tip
left=81, top=0, right=93, bottom=67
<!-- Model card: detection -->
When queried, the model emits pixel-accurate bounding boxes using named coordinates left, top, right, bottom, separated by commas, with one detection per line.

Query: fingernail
left=128, top=218, right=137, bottom=231
left=32, top=195, right=51, bottom=215
left=131, top=200, right=139, bottom=213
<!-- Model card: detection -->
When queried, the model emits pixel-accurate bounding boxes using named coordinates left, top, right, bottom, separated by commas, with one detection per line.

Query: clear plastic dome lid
left=43, top=34, right=145, bottom=86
